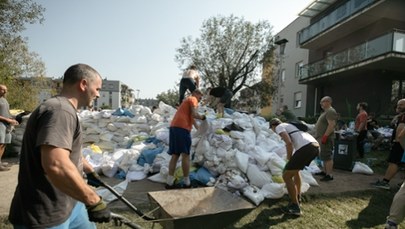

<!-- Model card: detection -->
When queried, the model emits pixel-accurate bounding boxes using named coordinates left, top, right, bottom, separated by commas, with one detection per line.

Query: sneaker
left=320, top=175, right=333, bottom=182
left=385, top=220, right=398, bottom=229
left=372, top=180, right=390, bottom=190
left=315, top=171, right=326, bottom=176
left=282, top=203, right=301, bottom=216
left=182, top=184, right=192, bottom=189
left=165, top=183, right=181, bottom=190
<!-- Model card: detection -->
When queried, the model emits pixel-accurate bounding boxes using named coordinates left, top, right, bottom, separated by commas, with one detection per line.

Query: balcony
left=299, top=30, right=405, bottom=83
left=299, top=0, right=376, bottom=45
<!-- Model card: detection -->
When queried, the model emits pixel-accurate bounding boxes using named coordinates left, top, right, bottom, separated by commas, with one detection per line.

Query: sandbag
left=352, top=161, right=373, bottom=175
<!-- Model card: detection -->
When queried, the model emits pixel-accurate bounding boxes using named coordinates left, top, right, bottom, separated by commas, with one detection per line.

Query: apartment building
left=297, top=0, right=405, bottom=118
left=93, top=80, right=135, bottom=110
left=272, top=17, right=310, bottom=118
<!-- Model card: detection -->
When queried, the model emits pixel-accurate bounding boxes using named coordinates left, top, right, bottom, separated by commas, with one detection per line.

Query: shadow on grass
left=225, top=198, right=300, bottom=229
left=345, top=189, right=393, bottom=228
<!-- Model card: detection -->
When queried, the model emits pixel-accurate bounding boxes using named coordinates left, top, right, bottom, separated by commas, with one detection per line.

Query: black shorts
left=285, top=142, right=320, bottom=170
left=388, top=142, right=404, bottom=164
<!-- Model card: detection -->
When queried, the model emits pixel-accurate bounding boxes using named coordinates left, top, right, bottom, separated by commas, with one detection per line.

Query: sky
left=22, top=0, right=313, bottom=99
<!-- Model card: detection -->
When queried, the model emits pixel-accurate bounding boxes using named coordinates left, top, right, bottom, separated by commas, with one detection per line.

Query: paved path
left=1, top=156, right=404, bottom=216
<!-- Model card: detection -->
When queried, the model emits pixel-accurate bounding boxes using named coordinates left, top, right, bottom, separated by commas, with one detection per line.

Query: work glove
left=321, top=135, right=328, bottom=144
left=86, top=171, right=103, bottom=188
left=86, top=197, right=112, bottom=223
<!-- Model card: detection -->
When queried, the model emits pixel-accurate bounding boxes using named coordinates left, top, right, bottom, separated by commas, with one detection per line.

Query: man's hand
left=86, top=171, right=103, bottom=188
left=87, top=197, right=111, bottom=223
left=321, top=135, right=328, bottom=144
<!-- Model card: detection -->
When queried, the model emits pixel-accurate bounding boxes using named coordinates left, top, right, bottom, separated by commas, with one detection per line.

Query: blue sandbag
left=189, top=166, right=215, bottom=185
left=137, top=147, right=164, bottom=166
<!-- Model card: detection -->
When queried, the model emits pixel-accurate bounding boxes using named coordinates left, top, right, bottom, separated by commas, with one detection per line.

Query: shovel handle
left=100, top=180, right=155, bottom=221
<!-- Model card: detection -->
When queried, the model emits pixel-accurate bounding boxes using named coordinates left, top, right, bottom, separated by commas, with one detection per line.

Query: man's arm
left=396, top=123, right=405, bottom=149
left=41, top=145, right=100, bottom=206
left=0, top=115, right=18, bottom=125
left=279, top=131, right=294, bottom=160
left=325, top=119, right=337, bottom=137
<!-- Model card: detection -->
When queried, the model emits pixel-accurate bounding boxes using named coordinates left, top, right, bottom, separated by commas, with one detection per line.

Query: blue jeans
left=13, top=202, right=96, bottom=229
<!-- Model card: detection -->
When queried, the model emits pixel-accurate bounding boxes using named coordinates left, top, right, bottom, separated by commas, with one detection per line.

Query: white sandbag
left=126, top=170, right=147, bottom=181
left=235, top=150, right=249, bottom=173
left=229, top=130, right=244, bottom=139
left=96, top=180, right=128, bottom=203
left=248, top=146, right=272, bottom=167
left=300, top=169, right=319, bottom=186
left=267, top=153, right=286, bottom=176
left=210, top=134, right=233, bottom=151
left=147, top=172, right=166, bottom=183
left=352, top=161, right=374, bottom=175
left=242, top=186, right=264, bottom=206
left=261, top=182, right=286, bottom=199
left=100, top=132, right=114, bottom=141
left=246, top=164, right=273, bottom=188
left=227, top=174, right=248, bottom=189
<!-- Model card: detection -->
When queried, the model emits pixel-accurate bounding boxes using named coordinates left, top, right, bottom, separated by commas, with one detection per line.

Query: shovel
left=87, top=172, right=155, bottom=221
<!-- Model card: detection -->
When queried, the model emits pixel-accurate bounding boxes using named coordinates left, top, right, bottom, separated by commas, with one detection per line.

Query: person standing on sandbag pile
left=166, top=89, right=206, bottom=189
left=203, top=86, right=233, bottom=118
left=179, top=64, right=200, bottom=105
left=270, top=118, right=320, bottom=216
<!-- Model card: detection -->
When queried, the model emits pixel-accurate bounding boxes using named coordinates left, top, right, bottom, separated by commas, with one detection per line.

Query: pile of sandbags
left=11, top=101, right=320, bottom=206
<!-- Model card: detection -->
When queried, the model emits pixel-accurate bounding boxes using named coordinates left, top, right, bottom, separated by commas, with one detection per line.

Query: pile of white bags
left=12, top=101, right=322, bottom=206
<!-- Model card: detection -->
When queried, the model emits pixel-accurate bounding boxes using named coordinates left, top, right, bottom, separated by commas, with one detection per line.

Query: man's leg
left=283, top=170, right=299, bottom=204
left=386, top=182, right=405, bottom=226
left=167, top=154, right=180, bottom=186
left=181, top=153, right=191, bottom=186
left=383, top=163, right=399, bottom=181
left=0, top=144, right=9, bottom=171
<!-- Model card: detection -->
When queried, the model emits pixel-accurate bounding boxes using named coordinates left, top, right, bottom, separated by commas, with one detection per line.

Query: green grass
left=2, top=190, right=402, bottom=229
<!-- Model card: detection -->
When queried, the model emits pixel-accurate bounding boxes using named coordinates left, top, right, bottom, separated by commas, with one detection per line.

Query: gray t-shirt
left=9, top=96, right=83, bottom=228
left=315, top=107, right=337, bottom=138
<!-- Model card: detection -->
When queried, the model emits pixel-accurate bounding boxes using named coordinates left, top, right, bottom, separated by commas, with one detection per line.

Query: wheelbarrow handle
left=111, top=212, right=143, bottom=229
left=99, top=180, right=155, bottom=221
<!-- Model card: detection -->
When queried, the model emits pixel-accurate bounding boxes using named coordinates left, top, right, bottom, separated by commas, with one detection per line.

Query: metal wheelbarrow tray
left=148, top=187, right=255, bottom=229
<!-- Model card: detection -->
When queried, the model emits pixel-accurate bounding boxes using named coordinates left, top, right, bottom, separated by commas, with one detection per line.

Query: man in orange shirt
left=355, top=102, right=368, bottom=158
left=166, top=89, right=206, bottom=189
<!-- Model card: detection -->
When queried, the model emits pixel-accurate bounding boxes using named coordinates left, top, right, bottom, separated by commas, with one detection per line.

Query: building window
left=295, top=61, right=304, bottom=79
left=294, top=92, right=302, bottom=108
left=280, top=43, right=286, bottom=55
left=281, top=69, right=286, bottom=82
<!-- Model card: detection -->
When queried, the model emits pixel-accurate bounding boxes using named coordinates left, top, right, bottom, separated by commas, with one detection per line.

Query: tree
left=175, top=15, right=276, bottom=107
left=0, top=0, right=45, bottom=110
left=156, top=87, right=179, bottom=107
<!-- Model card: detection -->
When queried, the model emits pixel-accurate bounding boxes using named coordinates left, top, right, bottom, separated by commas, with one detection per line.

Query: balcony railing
left=298, top=0, right=375, bottom=45
left=300, top=30, right=405, bottom=80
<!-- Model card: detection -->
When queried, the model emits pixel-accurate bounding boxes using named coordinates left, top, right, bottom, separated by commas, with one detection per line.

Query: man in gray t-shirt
left=9, top=64, right=111, bottom=228
left=314, top=96, right=337, bottom=182
left=0, top=84, right=19, bottom=171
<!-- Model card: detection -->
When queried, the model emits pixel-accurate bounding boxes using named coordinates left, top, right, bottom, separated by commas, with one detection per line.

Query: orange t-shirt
left=355, top=111, right=368, bottom=131
left=170, top=96, right=198, bottom=131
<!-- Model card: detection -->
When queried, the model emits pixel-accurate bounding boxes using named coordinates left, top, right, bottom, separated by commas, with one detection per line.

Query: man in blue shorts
left=166, top=89, right=206, bottom=189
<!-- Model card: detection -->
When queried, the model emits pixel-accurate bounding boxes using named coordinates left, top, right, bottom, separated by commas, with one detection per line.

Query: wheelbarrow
left=147, top=187, right=255, bottom=229
left=97, top=178, right=254, bottom=229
